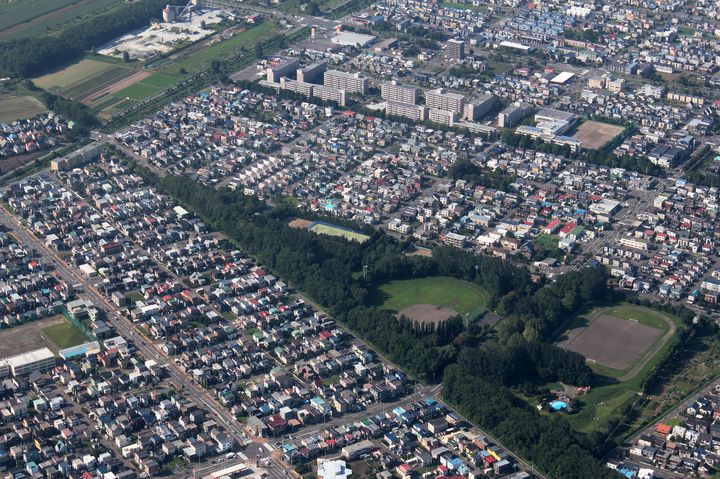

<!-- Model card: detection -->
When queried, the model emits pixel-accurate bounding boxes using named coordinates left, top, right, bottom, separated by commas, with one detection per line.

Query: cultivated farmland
left=0, top=95, right=47, bottom=122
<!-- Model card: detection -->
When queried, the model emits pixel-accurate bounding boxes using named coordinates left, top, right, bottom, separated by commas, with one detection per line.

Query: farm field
left=42, top=318, right=89, bottom=350
left=557, top=304, right=681, bottom=433
left=0, top=0, right=118, bottom=39
left=0, top=95, right=47, bottom=122
left=162, top=21, right=276, bottom=75
left=574, top=120, right=625, bottom=150
left=369, top=276, right=490, bottom=325
left=309, top=221, right=370, bottom=243
left=115, top=73, right=180, bottom=101
left=33, top=59, right=115, bottom=90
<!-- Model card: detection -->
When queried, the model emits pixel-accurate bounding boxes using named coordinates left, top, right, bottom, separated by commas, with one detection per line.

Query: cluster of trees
left=0, top=0, right=168, bottom=77
left=500, top=130, right=663, bottom=177
left=443, top=364, right=620, bottom=479
left=449, top=158, right=517, bottom=191
left=146, top=174, right=631, bottom=478
left=39, top=90, right=99, bottom=133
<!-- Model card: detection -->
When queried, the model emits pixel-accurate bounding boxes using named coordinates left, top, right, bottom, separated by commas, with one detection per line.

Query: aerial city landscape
left=0, top=0, right=719, bottom=479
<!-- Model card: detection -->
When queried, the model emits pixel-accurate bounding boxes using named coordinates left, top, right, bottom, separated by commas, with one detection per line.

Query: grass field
left=0, top=0, right=118, bottom=39
left=114, top=73, right=179, bottom=100
left=534, top=233, right=558, bottom=248
left=370, top=276, right=490, bottom=319
left=559, top=305, right=680, bottom=433
left=309, top=222, right=370, bottom=243
left=0, top=96, right=47, bottom=122
left=33, top=59, right=115, bottom=90
left=42, top=318, right=89, bottom=350
left=162, top=21, right=276, bottom=75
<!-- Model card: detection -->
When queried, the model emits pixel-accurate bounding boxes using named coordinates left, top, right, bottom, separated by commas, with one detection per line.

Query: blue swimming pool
left=550, top=400, right=568, bottom=411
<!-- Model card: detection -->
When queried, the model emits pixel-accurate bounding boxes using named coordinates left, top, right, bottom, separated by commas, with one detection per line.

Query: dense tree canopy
left=0, top=0, right=167, bottom=77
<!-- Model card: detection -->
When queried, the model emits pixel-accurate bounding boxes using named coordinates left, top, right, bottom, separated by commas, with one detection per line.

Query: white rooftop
left=4, top=347, right=54, bottom=367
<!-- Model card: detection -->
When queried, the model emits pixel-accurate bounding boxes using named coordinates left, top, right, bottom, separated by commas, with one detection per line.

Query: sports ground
left=370, top=276, right=489, bottom=325
left=557, top=304, right=680, bottom=432
left=574, top=121, right=625, bottom=150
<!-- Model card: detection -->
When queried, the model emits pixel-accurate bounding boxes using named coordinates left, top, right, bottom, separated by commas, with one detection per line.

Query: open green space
left=562, top=305, right=681, bottom=433
left=533, top=233, right=558, bottom=248
left=115, top=83, right=162, bottom=101
left=42, top=318, right=89, bottom=349
left=369, top=276, right=489, bottom=317
left=309, top=222, right=370, bottom=243
left=602, top=305, right=675, bottom=332
left=0, top=96, right=48, bottom=122
left=0, top=0, right=119, bottom=40
left=33, top=59, right=116, bottom=90
left=162, top=21, right=276, bottom=75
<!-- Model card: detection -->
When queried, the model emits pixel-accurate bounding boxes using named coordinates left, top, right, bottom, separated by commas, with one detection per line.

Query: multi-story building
left=297, top=61, right=327, bottom=84
left=445, top=39, right=465, bottom=60
left=429, top=108, right=457, bottom=126
left=313, top=85, right=347, bottom=107
left=425, top=88, right=465, bottom=114
left=381, top=81, right=419, bottom=105
left=463, top=94, right=495, bottom=121
left=0, top=347, right=55, bottom=378
left=280, top=77, right=314, bottom=97
left=266, top=57, right=300, bottom=83
left=324, top=70, right=368, bottom=94
left=386, top=101, right=427, bottom=121
left=498, top=101, right=532, bottom=128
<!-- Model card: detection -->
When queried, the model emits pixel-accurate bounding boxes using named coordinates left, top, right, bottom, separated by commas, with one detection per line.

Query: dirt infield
left=398, top=304, right=459, bottom=325
left=559, top=313, right=663, bottom=371
left=289, top=218, right=312, bottom=229
left=574, top=121, right=625, bottom=150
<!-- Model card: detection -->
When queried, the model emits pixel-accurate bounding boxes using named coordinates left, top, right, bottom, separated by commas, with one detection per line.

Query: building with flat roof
left=317, top=459, right=352, bottom=479
left=280, top=77, right=314, bottom=97
left=51, top=142, right=103, bottom=171
left=445, top=38, right=465, bottom=60
left=386, top=101, right=427, bottom=121
left=313, top=85, right=347, bottom=106
left=463, top=94, right=495, bottom=121
left=429, top=108, right=457, bottom=126
left=331, top=31, right=376, bottom=47
left=381, top=81, right=419, bottom=105
left=1, top=347, right=55, bottom=378
left=266, top=57, right=300, bottom=83
left=498, top=102, right=532, bottom=128
left=297, top=61, right=327, bottom=84
left=324, top=70, right=368, bottom=94
left=425, top=88, right=465, bottom=114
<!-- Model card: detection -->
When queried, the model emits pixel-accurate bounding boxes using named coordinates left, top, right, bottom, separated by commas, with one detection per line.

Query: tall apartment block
left=445, top=39, right=465, bottom=60
left=324, top=70, right=368, bottom=94
left=381, top=81, right=419, bottom=105
left=425, top=88, right=466, bottom=115
left=297, top=61, right=327, bottom=84
left=386, top=101, right=427, bottom=121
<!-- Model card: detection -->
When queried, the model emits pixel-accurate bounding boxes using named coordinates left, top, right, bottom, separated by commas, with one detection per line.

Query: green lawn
left=533, top=233, right=558, bottom=248
left=43, top=319, right=89, bottom=350
left=139, top=73, right=181, bottom=89
left=369, top=276, right=490, bottom=317
left=162, top=21, right=276, bottom=75
left=603, top=305, right=677, bottom=332
left=115, top=83, right=162, bottom=101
